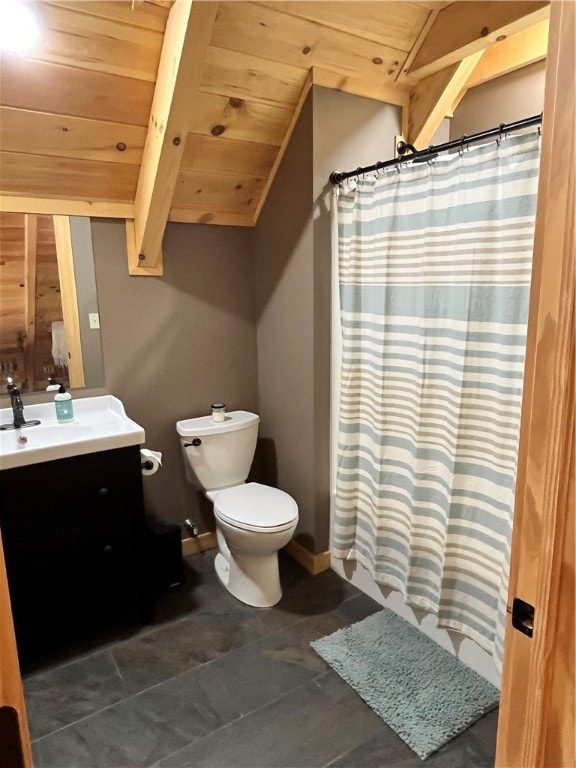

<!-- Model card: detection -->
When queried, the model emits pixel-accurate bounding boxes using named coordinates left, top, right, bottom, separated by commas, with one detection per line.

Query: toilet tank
left=176, top=411, right=259, bottom=492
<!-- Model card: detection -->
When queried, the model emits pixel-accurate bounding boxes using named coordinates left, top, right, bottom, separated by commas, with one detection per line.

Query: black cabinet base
left=0, top=446, right=153, bottom=668
left=14, top=589, right=155, bottom=671
left=145, top=519, right=185, bottom=592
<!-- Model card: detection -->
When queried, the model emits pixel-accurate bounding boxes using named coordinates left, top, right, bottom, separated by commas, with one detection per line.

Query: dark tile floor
left=23, top=550, right=498, bottom=768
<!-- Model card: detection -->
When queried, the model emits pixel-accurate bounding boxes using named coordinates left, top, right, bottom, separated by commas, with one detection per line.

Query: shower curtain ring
left=497, top=123, right=505, bottom=146
left=458, top=136, right=467, bottom=156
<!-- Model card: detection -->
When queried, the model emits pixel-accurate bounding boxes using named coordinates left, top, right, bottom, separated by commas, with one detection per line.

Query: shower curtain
left=332, top=131, right=541, bottom=669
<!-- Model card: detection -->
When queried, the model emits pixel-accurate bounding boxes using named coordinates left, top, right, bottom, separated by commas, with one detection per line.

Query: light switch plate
left=88, top=313, right=100, bottom=329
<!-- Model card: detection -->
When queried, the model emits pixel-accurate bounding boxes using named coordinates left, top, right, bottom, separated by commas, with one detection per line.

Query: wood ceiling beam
left=127, top=0, right=218, bottom=276
left=408, top=1, right=550, bottom=81
left=450, top=19, right=549, bottom=122
left=0, top=196, right=133, bottom=219
left=466, top=18, right=549, bottom=89
left=396, top=5, right=441, bottom=84
left=406, top=51, right=484, bottom=149
left=312, top=67, right=410, bottom=109
left=168, top=209, right=255, bottom=227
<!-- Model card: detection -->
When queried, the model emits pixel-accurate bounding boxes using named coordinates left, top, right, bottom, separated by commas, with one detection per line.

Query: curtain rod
left=329, top=113, right=543, bottom=185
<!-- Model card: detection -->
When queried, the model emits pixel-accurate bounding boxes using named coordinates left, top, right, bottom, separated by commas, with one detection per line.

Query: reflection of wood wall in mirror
left=53, top=217, right=85, bottom=389
left=0, top=212, right=70, bottom=392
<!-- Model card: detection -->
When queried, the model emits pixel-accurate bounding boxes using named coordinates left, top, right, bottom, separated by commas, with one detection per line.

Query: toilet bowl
left=176, top=411, right=299, bottom=607
left=213, top=482, right=298, bottom=607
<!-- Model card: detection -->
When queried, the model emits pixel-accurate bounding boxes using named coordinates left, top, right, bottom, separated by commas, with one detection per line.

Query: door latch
left=511, top=597, right=535, bottom=637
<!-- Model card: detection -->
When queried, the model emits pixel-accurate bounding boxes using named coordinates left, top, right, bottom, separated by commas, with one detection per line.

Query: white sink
left=0, top=395, right=145, bottom=470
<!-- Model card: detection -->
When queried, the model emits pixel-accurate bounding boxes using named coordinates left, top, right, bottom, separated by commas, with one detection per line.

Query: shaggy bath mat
left=311, top=608, right=499, bottom=759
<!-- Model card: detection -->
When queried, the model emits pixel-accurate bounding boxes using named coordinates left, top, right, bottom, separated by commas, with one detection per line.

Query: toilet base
left=214, top=549, right=282, bottom=608
left=214, top=551, right=230, bottom=590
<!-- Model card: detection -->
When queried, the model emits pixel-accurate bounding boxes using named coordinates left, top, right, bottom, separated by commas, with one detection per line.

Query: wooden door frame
left=496, top=2, right=575, bottom=766
left=53, top=215, right=85, bottom=388
left=0, top=533, right=33, bottom=768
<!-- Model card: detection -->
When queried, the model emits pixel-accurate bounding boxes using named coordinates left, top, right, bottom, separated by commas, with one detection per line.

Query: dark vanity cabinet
left=0, top=446, right=151, bottom=654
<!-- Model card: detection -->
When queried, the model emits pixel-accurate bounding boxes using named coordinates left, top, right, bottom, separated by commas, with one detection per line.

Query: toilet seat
left=214, top=482, right=298, bottom=533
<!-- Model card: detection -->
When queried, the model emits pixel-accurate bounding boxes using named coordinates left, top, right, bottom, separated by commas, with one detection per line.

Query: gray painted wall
left=90, top=218, right=258, bottom=532
left=450, top=60, right=546, bottom=139
left=313, top=87, right=401, bottom=185
left=252, top=96, right=318, bottom=550
left=253, top=87, right=401, bottom=553
left=70, top=216, right=105, bottom=389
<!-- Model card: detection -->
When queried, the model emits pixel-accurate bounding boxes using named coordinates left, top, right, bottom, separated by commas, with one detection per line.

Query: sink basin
left=0, top=395, right=145, bottom=470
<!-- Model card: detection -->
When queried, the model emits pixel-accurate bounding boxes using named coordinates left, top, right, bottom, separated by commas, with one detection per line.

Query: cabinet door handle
left=99, top=487, right=109, bottom=496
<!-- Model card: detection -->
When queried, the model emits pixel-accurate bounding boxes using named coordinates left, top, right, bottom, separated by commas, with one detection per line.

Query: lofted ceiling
left=0, top=0, right=550, bottom=274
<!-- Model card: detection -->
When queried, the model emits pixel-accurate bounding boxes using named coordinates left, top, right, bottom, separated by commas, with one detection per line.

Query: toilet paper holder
left=140, top=448, right=162, bottom=476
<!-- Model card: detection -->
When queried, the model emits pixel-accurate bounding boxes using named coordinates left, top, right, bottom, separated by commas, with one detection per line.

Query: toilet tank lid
left=176, top=410, right=259, bottom=437
left=215, top=482, right=298, bottom=528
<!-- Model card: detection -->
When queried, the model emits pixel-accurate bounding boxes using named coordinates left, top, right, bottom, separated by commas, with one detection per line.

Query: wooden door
left=0, top=533, right=33, bottom=768
left=495, top=2, right=575, bottom=767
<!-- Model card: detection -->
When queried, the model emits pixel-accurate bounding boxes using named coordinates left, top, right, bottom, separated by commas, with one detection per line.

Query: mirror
left=0, top=213, right=104, bottom=393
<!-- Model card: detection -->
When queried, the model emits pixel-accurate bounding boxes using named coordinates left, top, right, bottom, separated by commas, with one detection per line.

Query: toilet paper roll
left=141, top=448, right=162, bottom=476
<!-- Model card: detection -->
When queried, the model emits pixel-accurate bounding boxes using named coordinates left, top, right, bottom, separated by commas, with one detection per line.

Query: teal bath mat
left=311, top=608, right=499, bottom=759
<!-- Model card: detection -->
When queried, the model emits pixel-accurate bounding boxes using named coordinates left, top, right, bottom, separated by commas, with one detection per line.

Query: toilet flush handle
left=184, top=437, right=202, bottom=447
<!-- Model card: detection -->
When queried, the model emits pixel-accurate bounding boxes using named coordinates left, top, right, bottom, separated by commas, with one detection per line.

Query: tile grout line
left=148, top=669, right=338, bottom=768
left=23, top=596, right=229, bottom=681
left=22, top=555, right=331, bottom=682
left=29, top=607, right=333, bottom=744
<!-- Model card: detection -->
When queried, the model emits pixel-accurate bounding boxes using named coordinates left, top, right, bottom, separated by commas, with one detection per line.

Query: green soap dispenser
left=54, top=385, right=74, bottom=423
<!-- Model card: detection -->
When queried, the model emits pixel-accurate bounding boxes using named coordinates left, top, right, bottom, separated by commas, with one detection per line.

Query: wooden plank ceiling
left=0, top=0, right=550, bottom=272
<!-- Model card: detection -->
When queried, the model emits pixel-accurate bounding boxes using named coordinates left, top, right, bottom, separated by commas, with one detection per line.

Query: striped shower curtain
left=332, top=132, right=541, bottom=670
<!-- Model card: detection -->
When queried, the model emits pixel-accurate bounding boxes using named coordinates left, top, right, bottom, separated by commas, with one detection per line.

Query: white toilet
left=176, top=411, right=298, bottom=607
